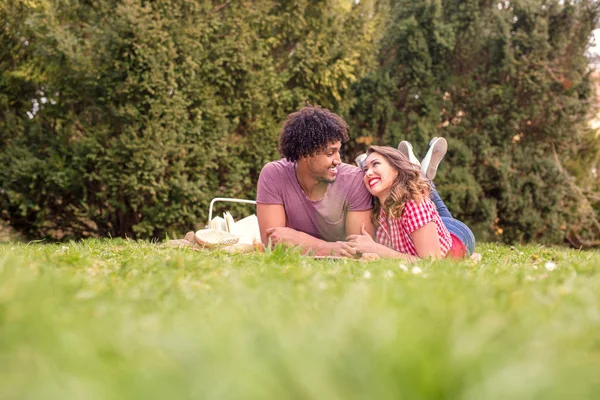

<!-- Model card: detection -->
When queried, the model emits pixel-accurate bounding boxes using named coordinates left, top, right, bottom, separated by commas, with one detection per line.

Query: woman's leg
left=399, top=138, right=474, bottom=254
left=441, top=217, right=476, bottom=256
left=398, top=137, right=447, bottom=180
left=429, top=182, right=452, bottom=219
left=430, top=183, right=476, bottom=255
left=397, top=138, right=451, bottom=218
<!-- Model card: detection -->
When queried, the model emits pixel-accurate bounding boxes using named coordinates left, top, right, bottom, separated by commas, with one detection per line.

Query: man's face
left=305, top=141, right=342, bottom=184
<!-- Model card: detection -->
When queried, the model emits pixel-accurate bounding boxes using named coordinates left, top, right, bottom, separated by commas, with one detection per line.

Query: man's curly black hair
left=279, top=104, right=350, bottom=162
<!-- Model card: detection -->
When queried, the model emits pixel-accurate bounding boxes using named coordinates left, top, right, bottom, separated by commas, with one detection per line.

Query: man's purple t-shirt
left=256, top=159, right=373, bottom=242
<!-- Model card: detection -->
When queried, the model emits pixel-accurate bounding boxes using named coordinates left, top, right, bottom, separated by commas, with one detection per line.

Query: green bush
left=0, top=0, right=379, bottom=239
left=1, top=0, right=598, bottom=245
left=347, top=0, right=600, bottom=244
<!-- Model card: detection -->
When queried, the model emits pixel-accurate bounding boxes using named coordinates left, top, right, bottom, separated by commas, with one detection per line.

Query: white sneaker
left=397, top=141, right=421, bottom=169
left=355, top=153, right=367, bottom=170
left=420, top=137, right=447, bottom=180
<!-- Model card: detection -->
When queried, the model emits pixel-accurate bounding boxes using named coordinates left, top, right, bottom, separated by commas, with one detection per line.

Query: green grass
left=0, top=240, right=599, bottom=399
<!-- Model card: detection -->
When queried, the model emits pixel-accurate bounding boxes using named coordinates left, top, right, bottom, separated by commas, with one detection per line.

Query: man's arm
left=344, top=167, right=375, bottom=238
left=256, top=203, right=356, bottom=257
left=257, top=204, right=286, bottom=245
left=345, top=210, right=375, bottom=238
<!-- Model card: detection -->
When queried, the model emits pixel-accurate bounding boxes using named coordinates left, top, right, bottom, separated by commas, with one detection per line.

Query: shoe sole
left=397, top=141, right=410, bottom=157
left=355, top=154, right=367, bottom=169
left=397, top=141, right=421, bottom=168
left=424, top=138, right=447, bottom=180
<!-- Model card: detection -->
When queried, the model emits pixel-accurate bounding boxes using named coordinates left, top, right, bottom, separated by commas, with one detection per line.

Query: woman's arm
left=410, top=222, right=443, bottom=259
left=371, top=243, right=419, bottom=261
left=346, top=224, right=419, bottom=261
left=347, top=222, right=442, bottom=260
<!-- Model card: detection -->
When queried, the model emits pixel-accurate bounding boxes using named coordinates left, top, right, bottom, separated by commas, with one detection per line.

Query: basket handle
left=207, top=198, right=257, bottom=228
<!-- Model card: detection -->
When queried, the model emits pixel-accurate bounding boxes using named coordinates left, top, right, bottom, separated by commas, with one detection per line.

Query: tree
left=0, top=0, right=381, bottom=239
left=348, top=0, right=600, bottom=244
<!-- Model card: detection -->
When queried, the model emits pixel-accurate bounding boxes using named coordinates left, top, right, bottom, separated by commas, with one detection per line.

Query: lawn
left=0, top=240, right=599, bottom=399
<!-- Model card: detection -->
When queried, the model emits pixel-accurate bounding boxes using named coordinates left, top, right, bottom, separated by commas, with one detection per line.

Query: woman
left=347, top=144, right=475, bottom=260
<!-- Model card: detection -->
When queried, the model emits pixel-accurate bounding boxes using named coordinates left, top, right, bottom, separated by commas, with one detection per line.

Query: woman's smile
left=367, top=176, right=381, bottom=188
left=363, top=152, right=399, bottom=200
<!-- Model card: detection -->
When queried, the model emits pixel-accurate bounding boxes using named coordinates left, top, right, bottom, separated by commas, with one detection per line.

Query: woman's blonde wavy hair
left=366, top=145, right=431, bottom=225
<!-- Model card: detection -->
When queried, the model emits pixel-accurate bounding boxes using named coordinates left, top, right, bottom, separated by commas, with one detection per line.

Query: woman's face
left=363, top=152, right=399, bottom=200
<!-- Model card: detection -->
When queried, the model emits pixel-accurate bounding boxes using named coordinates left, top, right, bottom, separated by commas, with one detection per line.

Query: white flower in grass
left=411, top=266, right=422, bottom=275
left=398, top=264, right=408, bottom=272
left=384, top=270, right=394, bottom=279
left=363, top=270, right=372, bottom=279
left=545, top=261, right=557, bottom=271
left=470, top=253, right=482, bottom=264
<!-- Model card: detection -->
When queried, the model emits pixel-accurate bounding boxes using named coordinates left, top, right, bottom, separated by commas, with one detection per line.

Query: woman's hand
left=346, top=224, right=379, bottom=254
left=347, top=223, right=419, bottom=261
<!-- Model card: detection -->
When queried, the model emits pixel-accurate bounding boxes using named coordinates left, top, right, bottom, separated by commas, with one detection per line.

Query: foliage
left=1, top=0, right=599, bottom=245
left=347, top=0, right=600, bottom=244
left=0, top=0, right=380, bottom=239
left=1, top=241, right=600, bottom=398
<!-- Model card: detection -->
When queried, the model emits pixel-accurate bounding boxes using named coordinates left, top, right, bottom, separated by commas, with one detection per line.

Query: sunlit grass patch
left=0, top=240, right=599, bottom=399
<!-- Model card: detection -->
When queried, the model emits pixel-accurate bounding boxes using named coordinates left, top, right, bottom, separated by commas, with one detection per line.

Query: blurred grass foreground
left=1, top=241, right=599, bottom=399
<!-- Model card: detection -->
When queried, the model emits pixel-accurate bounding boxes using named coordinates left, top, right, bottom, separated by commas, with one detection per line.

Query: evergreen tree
left=348, top=0, right=600, bottom=244
left=2, top=0, right=598, bottom=245
left=0, top=0, right=380, bottom=239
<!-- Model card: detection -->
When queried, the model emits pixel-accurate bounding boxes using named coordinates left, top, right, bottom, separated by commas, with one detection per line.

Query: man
left=256, top=105, right=374, bottom=257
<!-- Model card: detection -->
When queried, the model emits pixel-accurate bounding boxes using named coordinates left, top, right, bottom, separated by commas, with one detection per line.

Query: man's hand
left=346, top=224, right=379, bottom=254
left=265, top=227, right=305, bottom=246
left=324, top=242, right=357, bottom=258
left=266, top=227, right=356, bottom=257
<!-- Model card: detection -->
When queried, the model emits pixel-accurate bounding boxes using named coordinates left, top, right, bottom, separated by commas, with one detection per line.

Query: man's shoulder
left=257, top=159, right=295, bottom=203
left=331, top=163, right=371, bottom=203
left=259, top=159, right=295, bottom=182
left=261, top=158, right=294, bottom=174
left=336, top=163, right=364, bottom=181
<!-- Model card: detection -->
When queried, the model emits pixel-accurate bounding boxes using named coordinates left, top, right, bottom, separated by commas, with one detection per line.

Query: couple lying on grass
left=257, top=105, right=475, bottom=261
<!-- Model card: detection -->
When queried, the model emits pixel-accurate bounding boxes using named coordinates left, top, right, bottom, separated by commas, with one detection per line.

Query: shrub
left=0, top=0, right=380, bottom=239
left=347, top=0, right=600, bottom=244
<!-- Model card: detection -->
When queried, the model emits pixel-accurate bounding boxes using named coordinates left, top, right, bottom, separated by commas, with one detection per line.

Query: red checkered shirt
left=376, top=198, right=452, bottom=257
